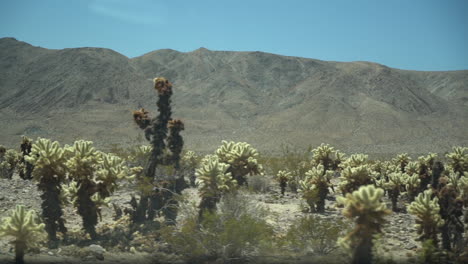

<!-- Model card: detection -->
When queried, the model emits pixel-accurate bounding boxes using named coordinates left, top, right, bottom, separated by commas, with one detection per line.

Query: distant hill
left=0, top=37, right=467, bottom=155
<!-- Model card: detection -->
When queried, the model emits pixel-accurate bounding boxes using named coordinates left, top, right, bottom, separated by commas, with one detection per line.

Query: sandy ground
left=0, top=174, right=426, bottom=264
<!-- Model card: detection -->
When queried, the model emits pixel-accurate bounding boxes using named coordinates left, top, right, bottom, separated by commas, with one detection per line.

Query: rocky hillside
left=0, top=37, right=467, bottom=154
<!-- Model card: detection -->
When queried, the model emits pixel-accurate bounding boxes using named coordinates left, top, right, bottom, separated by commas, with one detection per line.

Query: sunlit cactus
left=181, top=150, right=199, bottom=187
left=299, top=164, right=333, bottom=213
left=311, top=143, right=344, bottom=170
left=24, top=138, right=68, bottom=244
left=276, top=170, right=292, bottom=196
left=0, top=147, right=21, bottom=179
left=405, top=161, right=419, bottom=175
left=405, top=173, right=421, bottom=201
left=340, top=154, right=368, bottom=169
left=416, top=153, right=437, bottom=191
left=65, top=140, right=135, bottom=239
left=407, top=190, right=444, bottom=247
left=337, top=185, right=391, bottom=264
left=445, top=146, right=467, bottom=176
left=383, top=172, right=407, bottom=211
left=131, top=77, right=186, bottom=224
left=196, top=155, right=236, bottom=220
left=392, top=153, right=411, bottom=173
left=339, top=165, right=375, bottom=194
left=0, top=205, right=46, bottom=264
left=215, top=140, right=263, bottom=186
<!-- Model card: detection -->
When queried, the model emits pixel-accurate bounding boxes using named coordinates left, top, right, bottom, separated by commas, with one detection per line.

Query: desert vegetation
left=0, top=78, right=467, bottom=264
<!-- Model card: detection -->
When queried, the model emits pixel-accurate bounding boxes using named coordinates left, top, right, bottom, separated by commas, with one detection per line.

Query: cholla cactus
left=311, top=143, right=344, bottom=170
left=339, top=165, right=375, bottom=194
left=392, top=153, right=411, bottom=173
left=196, top=155, right=236, bottom=220
left=0, top=205, right=46, bottom=264
left=416, top=153, right=437, bottom=191
left=405, top=161, right=419, bottom=175
left=19, top=136, right=33, bottom=180
left=181, top=150, right=199, bottom=187
left=276, top=170, right=292, bottom=195
left=215, top=140, right=263, bottom=186
left=340, top=154, right=368, bottom=169
left=24, top=138, right=68, bottom=243
left=337, top=185, right=391, bottom=264
left=407, top=190, right=444, bottom=246
left=383, top=172, right=407, bottom=211
left=65, top=140, right=135, bottom=239
left=131, top=77, right=186, bottom=224
left=445, top=146, right=467, bottom=176
left=405, top=173, right=421, bottom=201
left=0, top=147, right=21, bottom=179
left=299, top=165, right=333, bottom=213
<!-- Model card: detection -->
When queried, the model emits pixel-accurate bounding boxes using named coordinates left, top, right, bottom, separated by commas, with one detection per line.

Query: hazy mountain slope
left=0, top=38, right=467, bottom=154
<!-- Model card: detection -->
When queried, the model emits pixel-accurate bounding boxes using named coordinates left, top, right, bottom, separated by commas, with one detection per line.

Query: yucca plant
left=24, top=138, right=68, bottom=245
left=407, top=189, right=444, bottom=248
left=0, top=205, right=46, bottom=264
left=337, top=185, right=391, bottom=264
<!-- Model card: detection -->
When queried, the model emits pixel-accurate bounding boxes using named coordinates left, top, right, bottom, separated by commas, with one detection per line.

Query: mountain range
left=0, top=37, right=467, bottom=155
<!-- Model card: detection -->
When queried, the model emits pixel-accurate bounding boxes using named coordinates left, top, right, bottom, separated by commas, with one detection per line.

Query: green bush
left=284, top=215, right=348, bottom=255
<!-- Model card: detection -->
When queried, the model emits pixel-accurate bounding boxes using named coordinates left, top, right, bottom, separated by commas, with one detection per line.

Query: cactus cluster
left=311, top=143, right=345, bottom=171
left=339, top=165, right=375, bottom=195
left=382, top=171, right=407, bottom=211
left=0, top=205, right=45, bottom=264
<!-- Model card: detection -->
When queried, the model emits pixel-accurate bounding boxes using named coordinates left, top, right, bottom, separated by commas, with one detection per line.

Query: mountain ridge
left=0, top=37, right=467, bottom=155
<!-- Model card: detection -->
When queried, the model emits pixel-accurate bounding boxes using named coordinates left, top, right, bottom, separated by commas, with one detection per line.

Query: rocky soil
left=0, top=174, right=435, bottom=264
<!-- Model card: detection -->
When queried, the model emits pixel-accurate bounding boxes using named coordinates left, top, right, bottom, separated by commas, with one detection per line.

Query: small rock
left=88, top=244, right=105, bottom=260
left=47, top=251, right=54, bottom=256
left=405, top=243, right=417, bottom=250
left=0, top=196, right=5, bottom=201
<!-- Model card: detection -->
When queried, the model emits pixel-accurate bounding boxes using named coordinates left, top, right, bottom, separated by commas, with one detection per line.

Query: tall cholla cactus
left=339, top=165, right=375, bottom=195
left=196, top=155, right=236, bottom=220
left=445, top=146, right=467, bottom=176
left=407, top=189, right=444, bottom=246
left=65, top=140, right=135, bottom=239
left=19, top=136, right=34, bottom=180
left=383, top=172, right=407, bottom=212
left=215, top=140, right=263, bottom=186
left=0, top=146, right=21, bottom=179
left=299, top=165, right=333, bottom=213
left=0, top=205, right=45, bottom=264
left=415, top=153, right=437, bottom=191
left=337, top=185, right=391, bottom=264
left=276, top=170, right=292, bottom=196
left=24, top=138, right=68, bottom=244
left=131, top=77, right=185, bottom=223
left=311, top=143, right=345, bottom=170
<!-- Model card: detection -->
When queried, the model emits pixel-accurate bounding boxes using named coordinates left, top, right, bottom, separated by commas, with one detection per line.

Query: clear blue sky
left=1, top=0, right=467, bottom=71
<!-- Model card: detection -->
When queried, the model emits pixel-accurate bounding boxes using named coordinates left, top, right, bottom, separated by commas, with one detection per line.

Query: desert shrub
left=284, top=215, right=348, bottom=255
left=0, top=147, right=21, bottom=179
left=161, top=212, right=273, bottom=263
left=248, top=174, right=272, bottom=193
